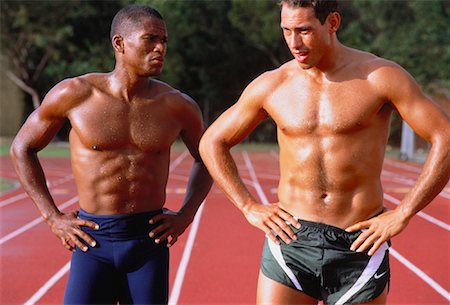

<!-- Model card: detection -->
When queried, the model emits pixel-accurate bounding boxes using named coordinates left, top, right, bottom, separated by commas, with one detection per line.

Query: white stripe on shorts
left=335, top=242, right=389, bottom=305
left=267, top=238, right=303, bottom=291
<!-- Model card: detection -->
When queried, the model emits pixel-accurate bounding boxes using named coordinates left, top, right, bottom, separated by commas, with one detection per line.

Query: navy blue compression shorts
left=64, top=209, right=169, bottom=305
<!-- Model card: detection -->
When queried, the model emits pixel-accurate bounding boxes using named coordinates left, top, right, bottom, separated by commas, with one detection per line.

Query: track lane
left=1, top=151, right=448, bottom=304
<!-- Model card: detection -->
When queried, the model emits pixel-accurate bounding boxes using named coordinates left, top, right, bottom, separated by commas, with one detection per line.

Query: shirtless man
left=10, top=5, right=212, bottom=305
left=199, top=0, right=450, bottom=304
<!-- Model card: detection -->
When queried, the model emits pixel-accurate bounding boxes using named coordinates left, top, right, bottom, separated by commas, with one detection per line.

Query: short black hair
left=110, top=5, right=164, bottom=39
left=279, top=0, right=338, bottom=24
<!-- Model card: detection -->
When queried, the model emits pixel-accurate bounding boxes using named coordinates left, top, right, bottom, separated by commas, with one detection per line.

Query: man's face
left=122, top=16, right=168, bottom=77
left=280, top=5, right=331, bottom=70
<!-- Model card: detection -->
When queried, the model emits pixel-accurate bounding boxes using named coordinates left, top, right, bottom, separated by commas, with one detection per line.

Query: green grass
left=2, top=140, right=425, bottom=163
left=1, top=142, right=70, bottom=157
left=1, top=141, right=280, bottom=157
left=0, top=177, right=19, bottom=193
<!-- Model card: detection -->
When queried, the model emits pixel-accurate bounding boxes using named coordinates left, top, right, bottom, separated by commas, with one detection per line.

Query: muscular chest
left=68, top=97, right=181, bottom=150
left=266, top=79, right=389, bottom=136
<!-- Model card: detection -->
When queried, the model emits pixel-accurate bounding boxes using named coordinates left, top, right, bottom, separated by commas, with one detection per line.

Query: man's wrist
left=177, top=209, right=195, bottom=224
left=240, top=201, right=257, bottom=215
left=43, top=209, right=62, bottom=225
left=395, top=205, right=414, bottom=223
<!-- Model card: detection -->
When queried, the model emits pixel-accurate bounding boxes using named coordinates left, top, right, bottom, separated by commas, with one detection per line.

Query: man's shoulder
left=150, top=79, right=190, bottom=102
left=42, top=73, right=106, bottom=108
left=347, top=48, right=403, bottom=76
left=52, top=73, right=106, bottom=98
left=246, top=61, right=295, bottom=96
left=346, top=48, right=417, bottom=98
left=150, top=79, right=199, bottom=111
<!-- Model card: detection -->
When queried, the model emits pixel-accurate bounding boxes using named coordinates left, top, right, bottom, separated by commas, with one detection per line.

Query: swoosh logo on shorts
left=374, top=271, right=387, bottom=279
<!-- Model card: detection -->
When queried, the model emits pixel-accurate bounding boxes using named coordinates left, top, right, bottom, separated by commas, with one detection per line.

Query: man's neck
left=109, top=68, right=152, bottom=102
left=307, top=38, right=348, bottom=79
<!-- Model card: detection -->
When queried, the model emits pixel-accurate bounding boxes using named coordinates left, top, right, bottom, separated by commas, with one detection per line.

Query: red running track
left=0, top=150, right=449, bottom=305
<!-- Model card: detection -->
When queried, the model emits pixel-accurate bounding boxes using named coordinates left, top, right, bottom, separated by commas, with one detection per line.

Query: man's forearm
left=178, top=161, right=213, bottom=221
left=201, top=143, right=258, bottom=211
left=11, top=149, right=60, bottom=221
left=397, top=139, right=450, bottom=220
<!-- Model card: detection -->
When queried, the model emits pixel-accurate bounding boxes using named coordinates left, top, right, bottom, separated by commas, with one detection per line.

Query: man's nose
left=289, top=33, right=303, bottom=49
left=154, top=42, right=166, bottom=53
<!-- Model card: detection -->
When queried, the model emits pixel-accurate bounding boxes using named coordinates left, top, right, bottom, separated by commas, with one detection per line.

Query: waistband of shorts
left=292, top=208, right=386, bottom=235
left=78, top=209, right=163, bottom=239
left=78, top=208, right=162, bottom=220
left=296, top=219, right=351, bottom=234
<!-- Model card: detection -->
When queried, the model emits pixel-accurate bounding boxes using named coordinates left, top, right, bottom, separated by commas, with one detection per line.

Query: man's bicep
left=390, top=75, right=449, bottom=142
left=206, top=99, right=267, bottom=147
left=179, top=104, right=206, bottom=160
left=14, top=108, right=66, bottom=152
left=15, top=78, right=85, bottom=152
left=402, top=98, right=449, bottom=142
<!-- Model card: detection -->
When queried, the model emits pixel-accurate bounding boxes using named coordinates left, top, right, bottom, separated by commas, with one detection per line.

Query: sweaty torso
left=264, top=54, right=393, bottom=228
left=67, top=74, right=184, bottom=214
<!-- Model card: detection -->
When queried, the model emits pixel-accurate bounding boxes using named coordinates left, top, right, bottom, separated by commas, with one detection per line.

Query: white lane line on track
left=382, top=170, right=450, bottom=200
left=0, top=175, right=74, bottom=208
left=170, top=150, right=189, bottom=172
left=0, top=196, right=79, bottom=245
left=245, top=151, right=450, bottom=302
left=23, top=261, right=71, bottom=305
left=390, top=248, right=450, bottom=302
left=383, top=193, right=450, bottom=232
left=168, top=202, right=205, bottom=305
left=0, top=193, right=29, bottom=207
left=243, top=151, right=269, bottom=205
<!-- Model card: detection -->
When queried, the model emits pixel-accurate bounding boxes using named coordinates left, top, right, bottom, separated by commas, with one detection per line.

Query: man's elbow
left=199, top=131, right=225, bottom=160
left=10, top=138, right=23, bottom=163
left=10, top=138, right=33, bottom=164
left=199, top=132, right=212, bottom=160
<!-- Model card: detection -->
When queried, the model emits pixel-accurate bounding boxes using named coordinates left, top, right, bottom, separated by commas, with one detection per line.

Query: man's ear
left=112, top=34, right=124, bottom=53
left=327, top=12, right=341, bottom=34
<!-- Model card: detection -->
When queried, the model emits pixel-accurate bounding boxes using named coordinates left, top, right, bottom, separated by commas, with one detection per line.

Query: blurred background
left=1, top=0, right=449, bottom=151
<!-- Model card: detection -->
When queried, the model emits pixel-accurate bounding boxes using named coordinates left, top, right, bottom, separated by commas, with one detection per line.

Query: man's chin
left=296, top=61, right=313, bottom=70
left=143, top=68, right=163, bottom=77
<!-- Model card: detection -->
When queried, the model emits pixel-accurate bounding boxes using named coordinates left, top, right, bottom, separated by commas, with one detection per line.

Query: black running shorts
left=260, top=220, right=390, bottom=305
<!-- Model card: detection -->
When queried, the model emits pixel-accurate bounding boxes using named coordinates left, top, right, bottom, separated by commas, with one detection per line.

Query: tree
left=0, top=0, right=121, bottom=110
left=228, top=0, right=290, bottom=68
left=339, top=0, right=450, bottom=90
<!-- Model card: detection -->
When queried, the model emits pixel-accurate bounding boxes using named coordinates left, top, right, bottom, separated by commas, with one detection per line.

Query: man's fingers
left=149, top=222, right=170, bottom=238
left=346, top=219, right=371, bottom=233
left=61, top=238, right=75, bottom=252
left=149, top=214, right=166, bottom=225
left=278, top=210, right=301, bottom=229
left=166, top=234, right=178, bottom=247
left=264, top=219, right=292, bottom=244
left=272, top=217, right=297, bottom=242
left=367, top=238, right=384, bottom=256
left=350, top=229, right=372, bottom=251
left=74, top=229, right=97, bottom=248
left=355, top=233, right=378, bottom=253
left=67, top=232, right=90, bottom=252
left=78, top=219, right=99, bottom=230
left=154, top=231, right=170, bottom=243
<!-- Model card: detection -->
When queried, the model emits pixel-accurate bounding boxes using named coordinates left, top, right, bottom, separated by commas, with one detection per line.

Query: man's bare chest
left=266, top=82, right=389, bottom=136
left=68, top=99, right=181, bottom=150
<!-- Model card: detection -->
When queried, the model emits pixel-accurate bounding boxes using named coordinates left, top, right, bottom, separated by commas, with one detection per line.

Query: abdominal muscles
left=71, top=147, right=170, bottom=214
left=277, top=135, right=386, bottom=228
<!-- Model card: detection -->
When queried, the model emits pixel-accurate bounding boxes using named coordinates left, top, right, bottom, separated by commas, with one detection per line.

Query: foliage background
left=1, top=0, right=449, bottom=144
